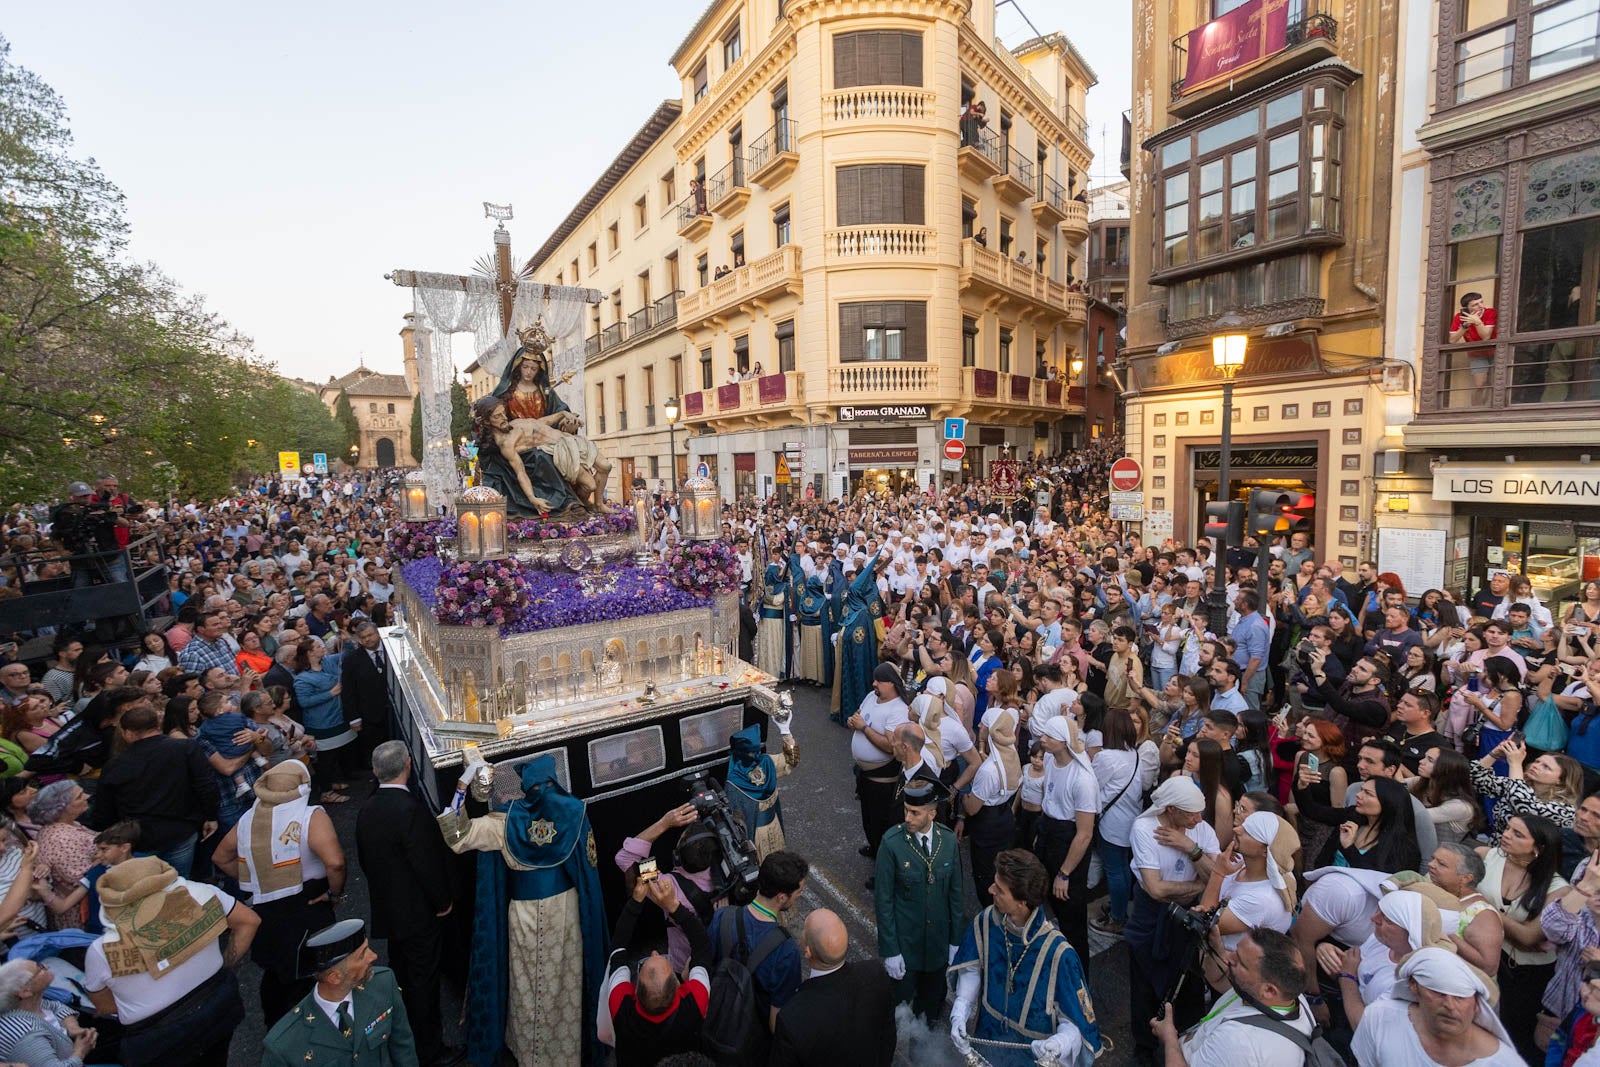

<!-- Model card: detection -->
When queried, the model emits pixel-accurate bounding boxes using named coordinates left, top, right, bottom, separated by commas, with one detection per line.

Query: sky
left=5, top=0, right=1131, bottom=383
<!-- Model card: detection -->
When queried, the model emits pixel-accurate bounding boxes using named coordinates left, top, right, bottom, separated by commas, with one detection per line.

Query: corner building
left=526, top=0, right=1097, bottom=502
left=1123, top=0, right=1402, bottom=564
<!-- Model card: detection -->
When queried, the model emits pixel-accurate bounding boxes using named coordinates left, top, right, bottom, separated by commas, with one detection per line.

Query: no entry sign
left=1109, top=457, right=1143, bottom=492
left=943, top=439, right=967, bottom=462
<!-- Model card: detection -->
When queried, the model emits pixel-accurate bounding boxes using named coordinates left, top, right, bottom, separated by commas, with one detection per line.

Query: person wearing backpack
left=702, top=850, right=807, bottom=1066
left=1149, top=928, right=1336, bottom=1067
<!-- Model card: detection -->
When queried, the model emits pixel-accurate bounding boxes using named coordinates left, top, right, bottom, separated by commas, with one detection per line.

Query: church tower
left=400, top=312, right=420, bottom=395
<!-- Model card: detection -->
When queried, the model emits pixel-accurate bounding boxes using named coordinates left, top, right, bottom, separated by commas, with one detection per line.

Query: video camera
left=680, top=769, right=760, bottom=906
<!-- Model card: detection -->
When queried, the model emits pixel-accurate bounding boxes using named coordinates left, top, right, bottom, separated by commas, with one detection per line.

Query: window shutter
left=876, top=32, right=900, bottom=84
left=902, top=33, right=923, bottom=86
left=860, top=166, right=886, bottom=224
left=905, top=302, right=928, bottom=361
left=904, top=166, right=925, bottom=225
left=836, top=167, right=861, bottom=227
left=879, top=165, right=903, bottom=223
left=775, top=319, right=796, bottom=341
left=833, top=34, right=858, bottom=88
left=839, top=303, right=866, bottom=362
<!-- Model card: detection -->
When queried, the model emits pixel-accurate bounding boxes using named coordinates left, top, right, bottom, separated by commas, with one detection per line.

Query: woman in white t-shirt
left=1091, top=709, right=1160, bottom=933
left=1194, top=811, right=1296, bottom=967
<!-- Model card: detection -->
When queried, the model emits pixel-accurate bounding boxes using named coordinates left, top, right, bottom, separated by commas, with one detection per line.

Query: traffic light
left=1203, top=500, right=1246, bottom=550
left=1246, top=489, right=1294, bottom=538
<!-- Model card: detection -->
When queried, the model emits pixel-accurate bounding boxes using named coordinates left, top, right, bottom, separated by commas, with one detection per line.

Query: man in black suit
left=768, top=909, right=895, bottom=1067
left=355, top=740, right=458, bottom=1065
left=341, top=620, right=393, bottom=776
left=262, top=637, right=301, bottom=717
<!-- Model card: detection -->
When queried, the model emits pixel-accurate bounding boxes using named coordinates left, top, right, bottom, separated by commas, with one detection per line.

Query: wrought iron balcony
left=1170, top=2, right=1339, bottom=104
left=993, top=146, right=1035, bottom=204
left=705, top=156, right=750, bottom=214
left=958, top=127, right=1004, bottom=183
left=600, top=323, right=626, bottom=350
left=676, top=192, right=712, bottom=239
left=1064, top=105, right=1088, bottom=143
left=747, top=120, right=799, bottom=185
left=1033, top=173, right=1068, bottom=227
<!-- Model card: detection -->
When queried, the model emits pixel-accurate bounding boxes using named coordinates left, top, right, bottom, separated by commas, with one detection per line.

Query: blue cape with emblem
left=465, top=757, right=608, bottom=1067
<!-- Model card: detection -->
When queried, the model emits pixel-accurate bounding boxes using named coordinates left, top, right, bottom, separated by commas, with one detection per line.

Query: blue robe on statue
left=951, top=906, right=1102, bottom=1067
left=832, top=563, right=883, bottom=725
left=725, top=723, right=785, bottom=859
left=465, top=756, right=608, bottom=1067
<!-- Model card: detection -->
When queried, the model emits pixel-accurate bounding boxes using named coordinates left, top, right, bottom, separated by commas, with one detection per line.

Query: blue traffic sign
left=943, top=417, right=967, bottom=441
left=311, top=453, right=328, bottom=474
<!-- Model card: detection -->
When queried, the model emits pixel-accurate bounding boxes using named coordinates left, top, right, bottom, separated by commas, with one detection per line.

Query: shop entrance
left=1465, top=516, right=1599, bottom=607
left=851, top=467, right=917, bottom=495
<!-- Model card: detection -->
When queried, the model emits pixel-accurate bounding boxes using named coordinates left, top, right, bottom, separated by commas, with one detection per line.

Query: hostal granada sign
left=1433, top=464, right=1600, bottom=506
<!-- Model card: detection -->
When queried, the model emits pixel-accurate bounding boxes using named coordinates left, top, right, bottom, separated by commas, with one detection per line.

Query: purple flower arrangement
left=506, top=511, right=636, bottom=541
left=390, top=519, right=459, bottom=561
left=433, top=560, right=531, bottom=628
left=662, top=539, right=743, bottom=595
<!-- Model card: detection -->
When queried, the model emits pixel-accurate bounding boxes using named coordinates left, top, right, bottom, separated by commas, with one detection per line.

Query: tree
left=451, top=380, right=471, bottom=444
left=333, top=389, right=361, bottom=451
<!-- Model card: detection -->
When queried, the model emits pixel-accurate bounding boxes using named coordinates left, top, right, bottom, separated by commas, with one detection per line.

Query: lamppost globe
left=662, top=397, right=680, bottom=489
left=663, top=396, right=680, bottom=423
left=1211, top=311, right=1249, bottom=377
left=1206, top=310, right=1249, bottom=637
left=1070, top=356, right=1085, bottom=378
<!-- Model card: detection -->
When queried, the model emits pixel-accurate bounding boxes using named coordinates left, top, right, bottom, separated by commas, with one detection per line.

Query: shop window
left=838, top=301, right=927, bottom=362
left=835, top=165, right=926, bottom=227
left=962, top=317, right=978, bottom=368
left=832, top=30, right=923, bottom=88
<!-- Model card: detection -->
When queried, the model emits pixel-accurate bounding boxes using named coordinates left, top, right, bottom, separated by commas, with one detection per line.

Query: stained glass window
left=1523, top=148, right=1600, bottom=226
left=1450, top=171, right=1505, bottom=240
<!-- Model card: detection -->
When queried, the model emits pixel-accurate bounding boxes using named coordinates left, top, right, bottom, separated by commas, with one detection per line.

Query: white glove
left=776, top=717, right=793, bottom=738
left=949, top=944, right=960, bottom=965
left=1031, top=1035, right=1068, bottom=1063
left=949, top=1017, right=972, bottom=1056
left=884, top=955, right=906, bottom=980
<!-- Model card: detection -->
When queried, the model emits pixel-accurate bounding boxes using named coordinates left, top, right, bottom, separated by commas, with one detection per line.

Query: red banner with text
left=1184, top=0, right=1291, bottom=90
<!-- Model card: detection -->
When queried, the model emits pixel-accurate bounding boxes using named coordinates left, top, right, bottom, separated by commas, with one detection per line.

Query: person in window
left=1448, top=292, right=1497, bottom=405
left=974, top=227, right=988, bottom=249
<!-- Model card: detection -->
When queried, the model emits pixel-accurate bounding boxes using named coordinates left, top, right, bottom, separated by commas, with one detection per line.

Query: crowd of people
left=3, top=437, right=1600, bottom=1066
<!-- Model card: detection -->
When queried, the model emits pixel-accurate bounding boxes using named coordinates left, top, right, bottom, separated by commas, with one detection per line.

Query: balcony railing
left=1061, top=200, right=1090, bottom=235
left=680, top=371, right=807, bottom=423
left=748, top=119, right=798, bottom=174
left=676, top=191, right=711, bottom=232
left=959, top=126, right=1003, bottom=167
left=825, top=225, right=935, bottom=261
left=678, top=245, right=804, bottom=328
left=963, top=367, right=1087, bottom=410
left=1006, top=147, right=1035, bottom=189
left=823, top=87, right=934, bottom=123
left=627, top=307, right=654, bottom=335
left=959, top=238, right=1087, bottom=322
left=584, top=334, right=600, bottom=359
left=705, top=156, right=749, bottom=212
left=1038, top=173, right=1067, bottom=214
left=1171, top=3, right=1339, bottom=98
left=601, top=323, right=626, bottom=350
left=618, top=410, right=628, bottom=432
left=1064, top=105, right=1088, bottom=142
left=1089, top=254, right=1131, bottom=278
left=653, top=290, right=680, bottom=324
left=827, top=363, right=938, bottom=396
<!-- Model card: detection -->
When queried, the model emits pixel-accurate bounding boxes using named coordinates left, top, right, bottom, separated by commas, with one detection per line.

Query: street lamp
left=663, top=396, right=680, bottom=488
left=1207, top=311, right=1249, bottom=635
left=1070, top=356, right=1085, bottom=380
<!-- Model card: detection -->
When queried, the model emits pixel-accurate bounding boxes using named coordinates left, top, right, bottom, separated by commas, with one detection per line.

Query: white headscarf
left=1241, top=811, right=1288, bottom=900
left=1395, top=948, right=1512, bottom=1045
left=1145, top=776, right=1206, bottom=815
left=1036, top=714, right=1093, bottom=773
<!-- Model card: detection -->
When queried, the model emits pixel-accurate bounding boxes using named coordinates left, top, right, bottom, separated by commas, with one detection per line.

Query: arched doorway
left=375, top=437, right=396, bottom=468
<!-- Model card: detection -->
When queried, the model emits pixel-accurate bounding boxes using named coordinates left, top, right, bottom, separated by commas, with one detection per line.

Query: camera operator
left=1291, top=625, right=1346, bottom=716
left=614, top=803, right=721, bottom=975
left=1150, top=929, right=1317, bottom=1067
left=1126, top=778, right=1221, bottom=1065
left=50, top=481, right=128, bottom=585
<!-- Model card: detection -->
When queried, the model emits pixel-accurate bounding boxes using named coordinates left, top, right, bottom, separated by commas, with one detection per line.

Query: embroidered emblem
left=1077, top=986, right=1096, bottom=1023
left=586, top=830, right=597, bottom=867
left=529, top=819, right=558, bottom=847
left=305, top=1054, right=313, bottom=1062
left=853, top=629, right=865, bottom=645
left=278, top=820, right=303, bottom=847
left=748, top=766, right=767, bottom=787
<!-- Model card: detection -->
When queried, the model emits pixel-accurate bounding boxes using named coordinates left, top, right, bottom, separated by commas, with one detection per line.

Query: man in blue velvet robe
left=830, top=557, right=886, bottom=725
left=949, top=849, right=1101, bottom=1067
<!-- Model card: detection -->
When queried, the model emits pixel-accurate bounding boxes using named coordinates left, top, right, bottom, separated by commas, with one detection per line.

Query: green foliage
left=0, top=36, right=345, bottom=502
left=451, top=380, right=470, bottom=444
left=333, top=389, right=362, bottom=451
left=409, top=396, right=424, bottom=462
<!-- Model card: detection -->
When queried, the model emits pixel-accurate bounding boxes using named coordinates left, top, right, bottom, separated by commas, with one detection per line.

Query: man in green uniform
left=874, top=778, right=965, bottom=1024
left=262, top=918, right=421, bottom=1067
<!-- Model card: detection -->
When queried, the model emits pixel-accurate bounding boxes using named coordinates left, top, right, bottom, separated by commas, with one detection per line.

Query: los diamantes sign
left=1433, top=464, right=1600, bottom=506
left=1184, top=0, right=1294, bottom=90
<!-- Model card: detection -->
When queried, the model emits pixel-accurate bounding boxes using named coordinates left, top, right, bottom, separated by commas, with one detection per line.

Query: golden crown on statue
left=517, top=321, right=554, bottom=355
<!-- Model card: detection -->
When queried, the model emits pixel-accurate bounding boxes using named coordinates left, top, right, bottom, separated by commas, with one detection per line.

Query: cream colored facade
left=318, top=328, right=420, bottom=470
left=520, top=0, right=1096, bottom=501
left=1123, top=0, right=1402, bottom=565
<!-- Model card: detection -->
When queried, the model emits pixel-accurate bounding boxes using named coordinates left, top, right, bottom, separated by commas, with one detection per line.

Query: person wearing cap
left=1125, top=777, right=1221, bottom=1063
left=261, top=918, right=419, bottom=1067
left=1350, top=946, right=1520, bottom=1066
left=874, top=777, right=963, bottom=1025
left=82, top=856, right=259, bottom=1067
left=848, top=664, right=911, bottom=864
left=949, top=849, right=1101, bottom=1067
left=1032, top=715, right=1098, bottom=962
